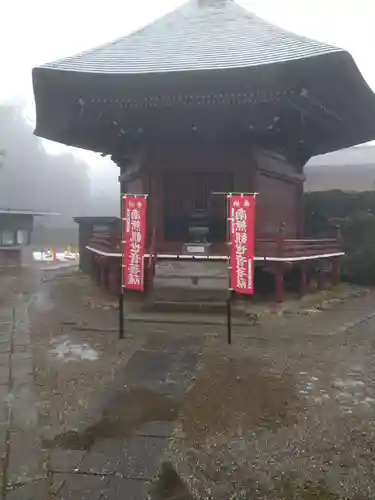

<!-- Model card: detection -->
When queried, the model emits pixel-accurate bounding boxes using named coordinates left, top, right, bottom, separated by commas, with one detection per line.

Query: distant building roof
left=0, top=209, right=60, bottom=216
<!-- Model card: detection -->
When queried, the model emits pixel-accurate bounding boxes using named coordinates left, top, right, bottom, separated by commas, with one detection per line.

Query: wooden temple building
left=32, top=0, right=375, bottom=302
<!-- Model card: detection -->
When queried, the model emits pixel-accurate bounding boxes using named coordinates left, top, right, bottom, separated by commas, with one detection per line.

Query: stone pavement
left=45, top=333, right=203, bottom=500
left=0, top=284, right=203, bottom=499
left=3, top=269, right=375, bottom=499
left=0, top=296, right=42, bottom=500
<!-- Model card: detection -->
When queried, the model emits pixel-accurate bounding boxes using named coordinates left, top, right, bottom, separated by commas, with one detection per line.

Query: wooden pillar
left=317, top=265, right=325, bottom=291
left=306, top=267, right=311, bottom=289
left=78, top=223, right=93, bottom=274
left=274, top=223, right=286, bottom=303
left=333, top=224, right=342, bottom=286
left=89, top=254, right=96, bottom=280
left=100, top=265, right=108, bottom=289
left=300, top=266, right=307, bottom=297
left=94, top=259, right=102, bottom=285
left=332, top=258, right=341, bottom=286
left=278, top=221, right=286, bottom=257
left=154, top=174, right=164, bottom=249
left=335, top=224, right=342, bottom=245
left=108, top=261, right=120, bottom=295
left=144, top=262, right=154, bottom=294
left=275, top=267, right=285, bottom=303
left=297, top=181, right=304, bottom=238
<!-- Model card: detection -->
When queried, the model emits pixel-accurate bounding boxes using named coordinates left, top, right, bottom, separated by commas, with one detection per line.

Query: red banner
left=122, top=195, right=147, bottom=291
left=228, top=195, right=256, bottom=295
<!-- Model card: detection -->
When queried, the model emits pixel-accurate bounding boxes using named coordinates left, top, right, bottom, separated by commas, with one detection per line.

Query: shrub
left=340, top=212, right=375, bottom=285
left=304, top=191, right=375, bottom=285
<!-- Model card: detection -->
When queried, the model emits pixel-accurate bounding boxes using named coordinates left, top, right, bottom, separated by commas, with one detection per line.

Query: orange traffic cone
left=52, top=248, right=57, bottom=263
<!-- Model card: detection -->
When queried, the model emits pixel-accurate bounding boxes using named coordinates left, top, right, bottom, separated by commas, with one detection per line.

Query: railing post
left=275, top=269, right=285, bottom=303
left=300, top=265, right=307, bottom=297
left=332, top=258, right=341, bottom=286
left=335, top=224, right=342, bottom=247
left=278, top=221, right=286, bottom=257
left=274, top=222, right=286, bottom=303
left=332, top=224, right=342, bottom=285
left=317, top=263, right=325, bottom=291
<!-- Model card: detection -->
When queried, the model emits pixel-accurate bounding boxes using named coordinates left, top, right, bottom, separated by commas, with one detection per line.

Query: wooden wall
left=144, top=141, right=255, bottom=240
left=118, top=142, right=305, bottom=244
left=254, top=150, right=304, bottom=238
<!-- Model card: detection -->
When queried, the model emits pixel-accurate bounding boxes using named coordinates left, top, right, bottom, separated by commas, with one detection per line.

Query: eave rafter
left=299, top=88, right=342, bottom=122
left=70, top=88, right=294, bottom=144
left=65, top=84, right=347, bottom=161
left=287, top=88, right=346, bottom=139
left=86, top=89, right=294, bottom=111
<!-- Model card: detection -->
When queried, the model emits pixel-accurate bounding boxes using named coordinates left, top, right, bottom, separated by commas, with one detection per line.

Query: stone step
left=142, top=290, right=254, bottom=317
left=150, top=285, right=228, bottom=303
left=142, top=299, right=232, bottom=315
left=154, top=260, right=228, bottom=292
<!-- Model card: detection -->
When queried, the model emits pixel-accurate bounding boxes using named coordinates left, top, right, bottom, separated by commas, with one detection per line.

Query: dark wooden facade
left=119, top=142, right=305, bottom=250
left=73, top=216, right=121, bottom=294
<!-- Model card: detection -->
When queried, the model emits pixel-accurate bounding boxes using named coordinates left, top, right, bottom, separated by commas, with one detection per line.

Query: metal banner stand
left=119, top=292, right=125, bottom=340
left=223, top=192, right=258, bottom=345
left=212, top=191, right=234, bottom=345
left=119, top=192, right=125, bottom=339
left=226, top=290, right=232, bottom=345
left=119, top=193, right=148, bottom=340
left=226, top=193, right=233, bottom=345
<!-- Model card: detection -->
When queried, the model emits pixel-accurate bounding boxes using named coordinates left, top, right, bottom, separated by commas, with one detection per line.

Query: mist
left=2, top=100, right=374, bottom=234
left=0, top=103, right=119, bottom=227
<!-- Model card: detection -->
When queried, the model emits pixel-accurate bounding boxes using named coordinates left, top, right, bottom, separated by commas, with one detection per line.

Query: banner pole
left=119, top=292, right=124, bottom=340
left=119, top=192, right=125, bottom=340
left=226, top=292, right=232, bottom=345
left=226, top=193, right=232, bottom=345
left=120, top=192, right=148, bottom=339
left=215, top=191, right=257, bottom=345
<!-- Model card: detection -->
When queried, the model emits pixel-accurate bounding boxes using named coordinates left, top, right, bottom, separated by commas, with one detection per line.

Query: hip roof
left=40, top=0, right=342, bottom=74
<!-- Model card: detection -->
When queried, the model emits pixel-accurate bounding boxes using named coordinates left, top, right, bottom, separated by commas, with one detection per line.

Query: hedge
left=304, top=191, right=375, bottom=285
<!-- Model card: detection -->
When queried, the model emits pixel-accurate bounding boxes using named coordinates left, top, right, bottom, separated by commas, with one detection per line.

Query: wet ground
left=1, top=267, right=375, bottom=498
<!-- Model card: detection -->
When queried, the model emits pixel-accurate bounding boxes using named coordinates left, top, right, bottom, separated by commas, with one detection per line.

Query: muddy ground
left=1, top=266, right=375, bottom=498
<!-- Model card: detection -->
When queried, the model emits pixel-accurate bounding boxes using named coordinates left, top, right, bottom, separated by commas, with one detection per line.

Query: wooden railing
left=89, top=227, right=121, bottom=254
left=283, top=238, right=341, bottom=257
left=87, top=226, right=342, bottom=259
left=256, top=238, right=341, bottom=258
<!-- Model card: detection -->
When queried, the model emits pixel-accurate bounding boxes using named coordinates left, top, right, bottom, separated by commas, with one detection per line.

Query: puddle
left=42, top=389, right=179, bottom=451
left=49, top=337, right=99, bottom=362
left=334, top=378, right=365, bottom=389
left=180, top=355, right=299, bottom=444
left=150, top=462, right=194, bottom=500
